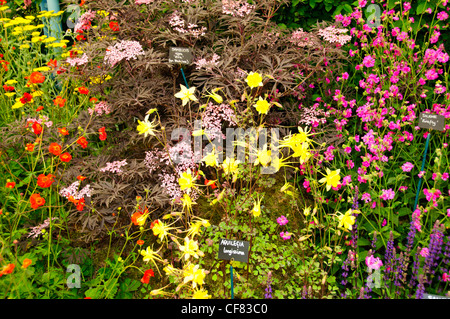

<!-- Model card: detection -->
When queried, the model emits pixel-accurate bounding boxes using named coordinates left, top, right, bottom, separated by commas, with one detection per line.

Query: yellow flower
left=163, top=265, right=178, bottom=276
left=136, top=114, right=158, bottom=138
left=318, top=168, right=341, bottom=191
left=23, top=25, right=38, bottom=31
left=251, top=195, right=263, bottom=217
left=140, top=246, right=164, bottom=274
left=179, top=237, right=203, bottom=261
left=202, top=148, right=218, bottom=167
left=245, top=71, right=263, bottom=89
left=31, top=91, right=44, bottom=97
left=174, top=84, right=197, bottom=106
left=253, top=96, right=270, bottom=115
left=192, top=289, right=211, bottom=299
left=19, top=44, right=30, bottom=49
left=12, top=98, right=25, bottom=109
left=254, top=148, right=271, bottom=167
left=0, top=6, right=9, bottom=12
left=5, top=80, right=17, bottom=85
left=222, top=157, right=240, bottom=175
left=4, top=92, right=16, bottom=97
left=151, top=219, right=171, bottom=242
left=181, top=193, right=195, bottom=214
left=31, top=35, right=46, bottom=43
left=204, top=90, right=223, bottom=103
left=178, top=169, right=196, bottom=191
left=33, top=67, right=51, bottom=72
left=337, top=209, right=356, bottom=231
left=187, top=218, right=210, bottom=238
left=183, top=263, right=206, bottom=288
left=303, top=206, right=311, bottom=216
left=42, top=37, right=57, bottom=43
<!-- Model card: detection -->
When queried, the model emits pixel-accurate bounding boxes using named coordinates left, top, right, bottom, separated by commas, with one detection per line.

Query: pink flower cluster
left=168, top=11, right=206, bottom=38
left=412, top=208, right=422, bottom=232
left=318, top=26, right=352, bottom=46
left=276, top=215, right=289, bottom=226
left=104, top=40, right=145, bottom=67
left=100, top=159, right=128, bottom=174
left=423, top=188, right=441, bottom=207
left=74, top=10, right=96, bottom=33
left=59, top=181, right=91, bottom=200
left=27, top=217, right=58, bottom=238
left=66, top=53, right=89, bottom=67
left=380, top=188, right=395, bottom=201
left=202, top=102, right=237, bottom=140
left=193, top=54, right=220, bottom=70
left=88, top=101, right=112, bottom=116
left=222, top=0, right=255, bottom=17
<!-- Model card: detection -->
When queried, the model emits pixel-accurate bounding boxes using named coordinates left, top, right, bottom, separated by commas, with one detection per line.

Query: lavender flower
left=264, top=272, right=273, bottom=299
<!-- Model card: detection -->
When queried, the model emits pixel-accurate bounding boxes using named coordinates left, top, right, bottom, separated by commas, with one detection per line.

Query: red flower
left=49, top=143, right=62, bottom=156
left=60, top=152, right=72, bottom=162
left=53, top=96, right=66, bottom=108
left=77, top=87, right=89, bottom=94
left=109, top=21, right=119, bottom=31
left=5, top=181, right=15, bottom=189
left=76, top=198, right=85, bottom=211
left=0, top=264, right=15, bottom=277
left=3, top=85, right=14, bottom=92
left=204, top=178, right=217, bottom=189
left=76, top=34, right=86, bottom=41
left=150, top=219, right=159, bottom=229
left=37, top=173, right=55, bottom=188
left=26, top=143, right=35, bottom=152
left=32, top=122, right=43, bottom=135
left=20, top=92, right=33, bottom=104
left=30, top=193, right=45, bottom=209
left=77, top=136, right=88, bottom=149
left=29, top=71, right=45, bottom=84
left=140, top=269, right=154, bottom=284
left=47, top=59, right=57, bottom=68
left=98, top=127, right=107, bottom=141
left=57, top=127, right=69, bottom=136
left=137, top=240, right=144, bottom=246
left=36, top=106, right=44, bottom=112
left=77, top=175, right=86, bottom=181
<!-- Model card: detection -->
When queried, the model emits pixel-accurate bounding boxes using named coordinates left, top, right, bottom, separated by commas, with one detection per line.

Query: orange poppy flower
left=37, top=173, right=55, bottom=188
left=109, top=21, right=119, bottom=31
left=77, top=136, right=88, bottom=149
left=5, top=181, right=15, bottom=189
left=30, top=193, right=45, bottom=209
left=137, top=239, right=144, bottom=246
left=57, top=127, right=69, bottom=136
left=0, top=263, right=15, bottom=277
left=32, top=122, right=42, bottom=135
left=21, top=258, right=32, bottom=269
left=60, top=152, right=72, bottom=162
left=35, top=106, right=44, bottom=112
left=25, top=143, right=35, bottom=152
left=77, top=175, right=86, bottom=181
left=47, top=59, right=57, bottom=68
left=140, top=269, right=154, bottom=284
left=53, top=96, right=66, bottom=108
left=77, top=87, right=89, bottom=94
left=49, top=143, right=62, bottom=156
left=29, top=71, right=45, bottom=84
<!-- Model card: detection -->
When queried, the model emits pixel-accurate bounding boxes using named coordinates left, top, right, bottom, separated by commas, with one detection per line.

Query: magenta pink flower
left=401, top=162, right=414, bottom=172
left=380, top=189, right=395, bottom=201
left=362, top=55, right=376, bottom=68
left=280, top=231, right=292, bottom=240
left=365, top=255, right=383, bottom=270
left=276, top=215, right=289, bottom=226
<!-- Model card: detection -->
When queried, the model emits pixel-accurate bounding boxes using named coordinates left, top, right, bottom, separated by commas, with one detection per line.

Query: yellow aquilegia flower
left=319, top=168, right=341, bottom=191
left=251, top=195, right=263, bottom=217
left=245, top=71, right=263, bottom=89
left=174, top=85, right=197, bottom=106
left=202, top=148, right=218, bottom=167
left=253, top=96, right=270, bottom=115
left=222, top=157, right=240, bottom=175
left=179, top=237, right=203, bottom=261
left=136, top=114, right=157, bottom=138
left=192, top=289, right=211, bottom=299
left=183, top=263, right=206, bottom=289
left=337, top=209, right=356, bottom=231
left=151, top=219, right=172, bottom=242
left=178, top=169, right=196, bottom=191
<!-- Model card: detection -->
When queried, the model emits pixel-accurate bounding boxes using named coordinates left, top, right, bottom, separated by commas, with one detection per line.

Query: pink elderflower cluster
left=202, top=102, right=237, bottom=140
left=59, top=181, right=91, bottom=200
left=168, top=11, right=206, bottom=38
left=66, top=53, right=89, bottom=67
left=193, top=54, right=220, bottom=70
left=74, top=10, right=96, bottom=33
left=222, top=0, right=255, bottom=17
left=289, top=28, right=318, bottom=47
left=135, top=0, right=154, bottom=4
left=317, top=26, right=352, bottom=45
left=88, top=101, right=112, bottom=116
left=27, top=217, right=58, bottom=238
left=298, top=103, right=329, bottom=127
left=100, top=159, right=128, bottom=174
left=104, top=40, right=145, bottom=67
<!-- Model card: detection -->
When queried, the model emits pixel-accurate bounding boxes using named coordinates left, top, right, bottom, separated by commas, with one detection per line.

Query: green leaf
left=416, top=2, right=427, bottom=14
left=309, top=0, right=316, bottom=9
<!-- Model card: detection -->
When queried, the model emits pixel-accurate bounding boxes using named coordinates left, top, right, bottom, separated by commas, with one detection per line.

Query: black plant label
left=218, top=238, right=249, bottom=263
left=169, top=47, right=192, bottom=65
left=418, top=112, right=445, bottom=131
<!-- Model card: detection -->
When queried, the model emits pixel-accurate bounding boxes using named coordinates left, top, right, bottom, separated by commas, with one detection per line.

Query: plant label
left=418, top=113, right=446, bottom=131
left=218, top=238, right=249, bottom=263
left=169, top=47, right=192, bottom=65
